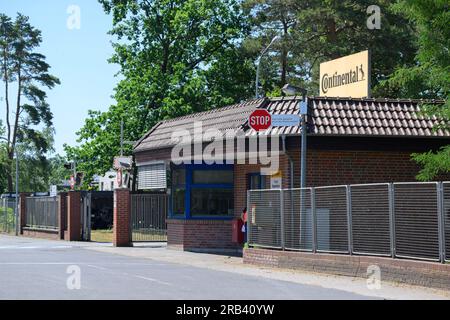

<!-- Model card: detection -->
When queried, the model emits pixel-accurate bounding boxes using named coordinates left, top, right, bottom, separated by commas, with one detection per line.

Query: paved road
left=0, top=235, right=374, bottom=299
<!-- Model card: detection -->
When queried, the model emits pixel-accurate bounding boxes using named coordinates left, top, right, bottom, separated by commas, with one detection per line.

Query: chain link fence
left=248, top=181, right=450, bottom=263
left=25, top=196, right=59, bottom=230
left=0, top=198, right=16, bottom=234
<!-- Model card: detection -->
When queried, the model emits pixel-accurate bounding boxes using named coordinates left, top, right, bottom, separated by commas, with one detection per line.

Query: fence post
left=346, top=185, right=353, bottom=255
left=311, top=187, right=317, bottom=253
left=67, top=191, right=82, bottom=241
left=113, top=188, right=132, bottom=247
left=247, top=190, right=251, bottom=247
left=437, top=182, right=445, bottom=263
left=388, top=183, right=396, bottom=258
left=280, top=189, right=285, bottom=250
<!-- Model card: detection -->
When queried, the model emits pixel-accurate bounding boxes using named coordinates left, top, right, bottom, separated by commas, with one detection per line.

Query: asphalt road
left=0, top=235, right=373, bottom=300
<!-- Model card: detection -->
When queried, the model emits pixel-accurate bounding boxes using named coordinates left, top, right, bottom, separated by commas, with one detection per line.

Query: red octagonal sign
left=249, top=109, right=271, bottom=131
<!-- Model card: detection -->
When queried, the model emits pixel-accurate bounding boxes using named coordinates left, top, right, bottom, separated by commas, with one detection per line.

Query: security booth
left=133, top=96, right=450, bottom=253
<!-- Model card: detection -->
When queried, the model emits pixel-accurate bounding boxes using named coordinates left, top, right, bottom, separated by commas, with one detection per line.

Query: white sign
left=271, top=114, right=300, bottom=127
left=113, top=156, right=132, bottom=170
left=50, top=185, right=57, bottom=197
left=270, top=171, right=282, bottom=189
left=319, top=50, right=371, bottom=98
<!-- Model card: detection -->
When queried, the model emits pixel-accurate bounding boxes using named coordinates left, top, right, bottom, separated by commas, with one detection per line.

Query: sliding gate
left=131, top=193, right=167, bottom=242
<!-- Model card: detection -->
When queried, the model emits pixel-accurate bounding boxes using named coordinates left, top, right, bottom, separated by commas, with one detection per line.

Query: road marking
left=0, top=245, right=73, bottom=250
left=134, top=275, right=173, bottom=286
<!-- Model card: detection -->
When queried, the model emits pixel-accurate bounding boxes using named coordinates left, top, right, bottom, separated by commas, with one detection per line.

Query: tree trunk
left=280, top=19, right=289, bottom=86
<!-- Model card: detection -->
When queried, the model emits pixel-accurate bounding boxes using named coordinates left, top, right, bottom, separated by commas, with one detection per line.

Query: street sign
left=249, top=109, right=272, bottom=131
left=299, top=101, right=308, bottom=115
left=271, top=114, right=300, bottom=126
left=113, top=156, right=132, bottom=170
left=50, top=185, right=57, bottom=197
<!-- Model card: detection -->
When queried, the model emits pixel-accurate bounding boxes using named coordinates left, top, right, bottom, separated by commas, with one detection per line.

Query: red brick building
left=133, top=96, right=450, bottom=252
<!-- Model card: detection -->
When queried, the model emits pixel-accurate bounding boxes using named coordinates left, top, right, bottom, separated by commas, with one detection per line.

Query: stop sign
left=249, top=109, right=272, bottom=131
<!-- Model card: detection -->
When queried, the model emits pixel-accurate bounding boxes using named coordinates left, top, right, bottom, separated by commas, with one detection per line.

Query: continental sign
left=319, top=50, right=371, bottom=98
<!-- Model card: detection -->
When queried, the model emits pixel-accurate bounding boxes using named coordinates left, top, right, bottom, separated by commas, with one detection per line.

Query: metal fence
left=248, top=182, right=450, bottom=263
left=0, top=198, right=16, bottom=234
left=131, top=193, right=167, bottom=242
left=25, top=196, right=59, bottom=230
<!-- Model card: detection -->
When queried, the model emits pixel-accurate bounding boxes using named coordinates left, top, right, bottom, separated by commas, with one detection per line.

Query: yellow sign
left=319, top=50, right=371, bottom=98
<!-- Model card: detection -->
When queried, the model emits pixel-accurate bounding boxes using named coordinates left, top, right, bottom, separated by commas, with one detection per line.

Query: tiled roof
left=134, top=98, right=266, bottom=152
left=246, top=96, right=449, bottom=137
left=134, top=96, right=449, bottom=152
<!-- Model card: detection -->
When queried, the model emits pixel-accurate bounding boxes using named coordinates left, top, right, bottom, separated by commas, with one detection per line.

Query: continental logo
left=321, top=64, right=366, bottom=94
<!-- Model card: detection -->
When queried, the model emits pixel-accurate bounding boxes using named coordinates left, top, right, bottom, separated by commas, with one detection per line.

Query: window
left=192, top=170, right=233, bottom=184
left=191, top=189, right=233, bottom=216
left=170, top=165, right=234, bottom=218
left=138, top=162, right=167, bottom=190
left=110, top=181, right=114, bottom=190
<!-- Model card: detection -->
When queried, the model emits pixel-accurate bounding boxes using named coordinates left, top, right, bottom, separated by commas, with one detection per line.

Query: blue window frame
left=170, top=163, right=234, bottom=219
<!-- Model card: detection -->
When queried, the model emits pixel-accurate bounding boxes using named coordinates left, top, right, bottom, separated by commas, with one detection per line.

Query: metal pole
left=300, top=96, right=308, bottom=189
left=120, top=119, right=124, bottom=156
left=255, top=59, right=261, bottom=98
left=346, top=185, right=353, bottom=255
left=437, top=182, right=445, bottom=263
left=14, top=146, right=18, bottom=236
left=388, top=183, right=396, bottom=258
left=280, top=189, right=285, bottom=249
left=311, top=187, right=317, bottom=253
left=254, top=35, right=279, bottom=99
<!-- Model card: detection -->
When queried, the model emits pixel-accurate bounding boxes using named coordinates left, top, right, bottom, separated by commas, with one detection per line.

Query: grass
left=90, top=228, right=167, bottom=243
left=91, top=229, right=113, bottom=243
left=0, top=207, right=16, bottom=235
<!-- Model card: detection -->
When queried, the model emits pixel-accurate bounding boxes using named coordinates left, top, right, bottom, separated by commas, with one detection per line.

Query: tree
left=383, top=0, right=449, bottom=180
left=0, top=13, right=60, bottom=191
left=66, top=0, right=254, bottom=186
left=243, top=0, right=418, bottom=96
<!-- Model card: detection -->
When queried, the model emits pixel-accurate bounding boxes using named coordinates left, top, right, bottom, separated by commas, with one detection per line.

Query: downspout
left=281, top=135, right=294, bottom=189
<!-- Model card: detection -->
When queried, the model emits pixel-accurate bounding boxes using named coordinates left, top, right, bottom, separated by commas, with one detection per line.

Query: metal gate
left=0, top=197, right=16, bottom=234
left=131, top=193, right=167, bottom=242
left=81, top=191, right=113, bottom=242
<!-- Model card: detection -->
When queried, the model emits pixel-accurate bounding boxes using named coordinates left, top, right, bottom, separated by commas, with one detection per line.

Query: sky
left=0, top=0, right=120, bottom=155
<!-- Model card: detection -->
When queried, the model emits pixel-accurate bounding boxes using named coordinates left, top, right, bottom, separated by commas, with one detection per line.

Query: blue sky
left=0, top=0, right=120, bottom=155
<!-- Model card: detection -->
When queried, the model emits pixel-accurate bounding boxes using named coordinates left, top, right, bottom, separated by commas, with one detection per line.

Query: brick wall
left=22, top=228, right=59, bottom=240
left=67, top=191, right=81, bottom=241
left=18, top=193, right=31, bottom=234
left=113, top=188, right=132, bottom=247
left=167, top=219, right=241, bottom=253
left=244, top=248, right=450, bottom=290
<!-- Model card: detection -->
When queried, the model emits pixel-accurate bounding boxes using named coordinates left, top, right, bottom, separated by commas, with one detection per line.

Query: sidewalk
left=86, top=242, right=450, bottom=300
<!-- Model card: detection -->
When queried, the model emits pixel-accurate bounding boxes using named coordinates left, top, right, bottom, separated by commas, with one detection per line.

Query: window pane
left=190, top=188, right=234, bottom=216
left=172, top=188, right=185, bottom=215
left=192, top=170, right=233, bottom=184
left=172, top=168, right=185, bottom=186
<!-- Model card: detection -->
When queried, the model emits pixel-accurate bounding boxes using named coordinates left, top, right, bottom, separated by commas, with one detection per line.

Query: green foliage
left=243, top=0, right=417, bottom=97
left=382, top=0, right=449, bottom=180
left=66, top=0, right=255, bottom=185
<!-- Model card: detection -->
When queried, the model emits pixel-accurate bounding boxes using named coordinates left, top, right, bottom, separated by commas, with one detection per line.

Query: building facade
left=133, top=96, right=450, bottom=252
